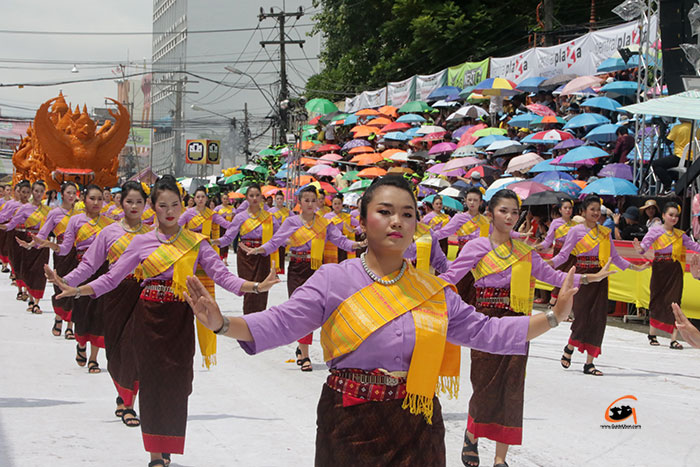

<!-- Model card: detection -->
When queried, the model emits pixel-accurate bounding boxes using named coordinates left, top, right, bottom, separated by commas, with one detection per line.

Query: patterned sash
left=25, top=205, right=51, bottom=229
left=428, top=212, right=450, bottom=229
left=75, top=216, right=114, bottom=244
left=321, top=264, right=459, bottom=424
left=652, top=228, right=685, bottom=264
left=107, top=225, right=153, bottom=264
left=100, top=202, right=114, bottom=214
left=218, top=205, right=234, bottom=222
left=141, top=208, right=155, bottom=222
left=413, top=223, right=433, bottom=273
left=53, top=210, right=73, bottom=236
left=456, top=213, right=490, bottom=238
left=241, top=210, right=279, bottom=271
left=324, top=213, right=356, bottom=262
left=554, top=220, right=576, bottom=239
left=187, top=207, right=215, bottom=234
left=571, top=225, right=611, bottom=267
left=289, top=215, right=330, bottom=270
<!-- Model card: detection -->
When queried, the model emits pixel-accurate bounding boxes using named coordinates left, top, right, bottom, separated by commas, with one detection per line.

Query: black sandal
left=121, top=408, right=141, bottom=427
left=64, top=328, right=75, bottom=340
left=648, top=334, right=660, bottom=346
left=560, top=345, right=573, bottom=369
left=75, top=344, right=87, bottom=367
left=461, top=431, right=479, bottom=467
left=15, top=291, right=23, bottom=301
left=52, top=319, right=62, bottom=336
left=299, top=357, right=313, bottom=372
left=295, top=346, right=302, bottom=366
left=30, top=304, right=42, bottom=314
left=583, top=363, right=603, bottom=376
left=26, top=300, right=35, bottom=312
left=670, top=340, right=684, bottom=350
left=494, top=463, right=509, bottom=467
left=115, top=396, right=125, bottom=418
left=88, top=360, right=101, bottom=374
left=1, top=266, right=9, bottom=273
left=148, top=461, right=165, bottom=467
left=162, top=453, right=171, bottom=466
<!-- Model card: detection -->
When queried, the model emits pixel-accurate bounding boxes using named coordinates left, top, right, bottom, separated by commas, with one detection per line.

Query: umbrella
left=404, top=127, right=421, bottom=138
left=563, top=113, right=611, bottom=129
left=357, top=167, right=387, bottom=179
left=229, top=191, right=245, bottom=200
left=345, top=179, right=374, bottom=192
left=427, top=163, right=447, bottom=174
left=528, top=158, right=574, bottom=172
left=457, top=86, right=477, bottom=98
left=274, top=169, right=288, bottom=179
left=541, top=179, right=582, bottom=197
left=474, top=134, right=509, bottom=148
left=387, top=166, right=414, bottom=174
left=382, top=148, right=406, bottom=159
left=559, top=76, right=604, bottom=96
left=381, top=121, right=411, bottom=133
left=444, top=157, right=483, bottom=171
left=516, top=77, right=547, bottom=93
left=465, top=165, right=500, bottom=181
left=299, top=157, right=319, bottom=167
left=398, top=101, right=434, bottom=113
left=506, top=153, right=544, bottom=173
left=531, top=115, right=567, bottom=126
left=388, top=151, right=410, bottom=162
left=305, top=98, right=338, bottom=114
left=522, top=190, right=575, bottom=206
left=552, top=153, right=596, bottom=167
left=540, top=74, right=577, bottom=90
left=420, top=177, right=450, bottom=188
left=224, top=172, right=246, bottom=183
left=351, top=125, right=380, bottom=138
left=474, top=77, right=519, bottom=96
left=366, top=116, right=393, bottom=127
left=486, top=140, right=522, bottom=152
left=507, top=113, right=537, bottom=128
left=457, top=123, right=488, bottom=145
left=342, top=139, right=371, bottom=150
left=483, top=177, right=524, bottom=201
left=438, top=186, right=463, bottom=198
left=424, top=194, right=463, bottom=211
left=348, top=146, right=375, bottom=154
left=383, top=131, right=412, bottom=142
left=319, top=153, right=343, bottom=162
left=552, top=138, right=585, bottom=150
left=308, top=165, right=340, bottom=177
left=581, top=177, right=637, bottom=196
left=448, top=105, right=488, bottom=120
left=473, top=127, right=507, bottom=138
left=428, top=142, right=457, bottom=155
left=581, top=96, right=622, bottom=112
left=558, top=145, right=609, bottom=164
left=494, top=144, right=526, bottom=157
left=378, top=105, right=398, bottom=118
left=432, top=99, right=460, bottom=108
left=312, top=143, right=341, bottom=153
left=526, top=103, right=557, bottom=116
left=241, top=163, right=268, bottom=174
left=522, top=129, right=573, bottom=144
left=427, top=86, right=462, bottom=101
left=342, top=170, right=360, bottom=181
left=453, top=145, right=479, bottom=157
left=416, top=125, right=446, bottom=135
left=585, top=124, right=624, bottom=143
left=598, top=163, right=633, bottom=181
left=258, top=148, right=280, bottom=156
left=352, top=153, right=384, bottom=166
left=355, top=108, right=380, bottom=116
left=596, top=57, right=628, bottom=73
left=423, top=131, right=449, bottom=142
left=451, top=125, right=472, bottom=140
left=396, top=114, right=426, bottom=123
left=507, top=180, right=553, bottom=200
left=532, top=171, right=574, bottom=183
left=599, top=81, right=638, bottom=97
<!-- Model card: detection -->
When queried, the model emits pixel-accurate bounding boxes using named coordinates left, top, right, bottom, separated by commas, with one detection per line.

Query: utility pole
left=243, top=102, right=250, bottom=163
left=258, top=6, right=305, bottom=145
left=174, top=78, right=184, bottom=176
left=589, top=0, right=596, bottom=30
left=543, top=0, right=554, bottom=46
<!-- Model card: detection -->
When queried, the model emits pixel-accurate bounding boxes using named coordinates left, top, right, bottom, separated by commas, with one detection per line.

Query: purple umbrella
left=452, top=125, right=474, bottom=140
left=342, top=139, right=371, bottom=151
left=427, top=163, right=446, bottom=174
left=598, top=163, right=633, bottom=181
left=428, top=142, right=458, bottom=155
left=532, top=171, right=574, bottom=183
left=418, top=185, right=437, bottom=198
left=552, top=138, right=585, bottom=151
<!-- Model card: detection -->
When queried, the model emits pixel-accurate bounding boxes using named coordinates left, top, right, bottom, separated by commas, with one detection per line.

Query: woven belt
left=653, top=253, right=674, bottom=263
left=289, top=251, right=311, bottom=262
left=140, top=280, right=181, bottom=303
left=327, top=369, right=407, bottom=402
left=575, top=256, right=600, bottom=272
left=242, top=239, right=262, bottom=247
left=56, top=234, right=65, bottom=244
left=475, top=287, right=512, bottom=310
left=15, top=228, right=26, bottom=232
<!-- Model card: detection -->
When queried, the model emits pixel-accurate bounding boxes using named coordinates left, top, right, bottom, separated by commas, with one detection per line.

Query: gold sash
left=414, top=223, right=433, bottom=273
left=288, top=214, right=330, bottom=270
left=75, top=216, right=114, bottom=245
left=54, top=210, right=73, bottom=236
left=652, top=228, right=685, bottom=264
left=456, top=213, right=490, bottom=238
left=554, top=220, right=576, bottom=240
left=107, top=225, right=153, bottom=264
left=240, top=210, right=279, bottom=271
left=25, top=205, right=51, bottom=229
left=571, top=225, right=611, bottom=267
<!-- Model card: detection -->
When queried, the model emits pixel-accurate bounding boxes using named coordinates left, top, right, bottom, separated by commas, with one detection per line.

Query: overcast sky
left=0, top=0, right=320, bottom=120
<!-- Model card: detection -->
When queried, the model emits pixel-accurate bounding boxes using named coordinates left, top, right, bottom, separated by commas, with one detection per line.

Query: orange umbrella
left=299, top=157, right=318, bottom=167
left=366, top=117, right=393, bottom=127
left=348, top=146, right=375, bottom=154
left=358, top=167, right=387, bottom=178
left=352, top=153, right=384, bottom=166
left=350, top=125, right=379, bottom=138
left=296, top=140, right=315, bottom=151
left=355, top=108, right=380, bottom=117
left=229, top=192, right=245, bottom=200
left=571, top=180, right=588, bottom=189
left=378, top=105, right=398, bottom=118
left=261, top=185, right=281, bottom=197
left=293, top=174, right=315, bottom=186
left=387, top=167, right=414, bottom=174
left=381, top=148, right=405, bottom=159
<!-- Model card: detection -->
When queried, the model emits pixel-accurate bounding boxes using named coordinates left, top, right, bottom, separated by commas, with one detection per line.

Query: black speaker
left=660, top=0, right=696, bottom=94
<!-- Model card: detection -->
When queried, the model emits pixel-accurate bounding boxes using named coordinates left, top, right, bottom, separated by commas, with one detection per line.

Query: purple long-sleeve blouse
left=218, top=210, right=280, bottom=247
left=238, top=259, right=529, bottom=371
left=403, top=229, right=452, bottom=274
left=58, top=213, right=111, bottom=255
left=440, top=237, right=581, bottom=289
left=433, top=212, right=473, bottom=241
left=4, top=203, right=35, bottom=230
left=86, top=229, right=245, bottom=298
left=36, top=207, right=73, bottom=241
left=638, top=225, right=700, bottom=255
left=179, top=207, right=231, bottom=232
left=539, top=218, right=567, bottom=250
left=260, top=214, right=355, bottom=255
left=550, top=224, right=631, bottom=270
left=0, top=200, right=20, bottom=223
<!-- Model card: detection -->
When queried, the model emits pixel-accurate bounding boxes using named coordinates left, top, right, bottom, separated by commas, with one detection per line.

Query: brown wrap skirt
left=568, top=257, right=606, bottom=358
left=288, top=256, right=316, bottom=345
left=648, top=258, right=683, bottom=334
left=52, top=248, right=77, bottom=321
left=72, top=258, right=109, bottom=348
left=18, top=229, right=50, bottom=299
left=237, top=239, right=271, bottom=314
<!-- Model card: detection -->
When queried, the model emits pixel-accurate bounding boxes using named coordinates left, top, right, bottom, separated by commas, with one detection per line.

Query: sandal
left=88, top=360, right=101, bottom=374
left=299, top=357, right=313, bottom=372
left=30, top=304, right=42, bottom=314
left=26, top=300, right=35, bottom=312
left=583, top=363, right=603, bottom=376
left=20, top=292, right=29, bottom=302
left=64, top=328, right=75, bottom=340
left=670, top=340, right=684, bottom=350
left=494, top=463, right=509, bottom=467
left=1, top=266, right=9, bottom=273
left=461, top=431, right=479, bottom=467
left=560, top=345, right=573, bottom=369
left=115, top=396, right=125, bottom=418
left=52, top=319, right=62, bottom=337
left=648, top=334, right=660, bottom=346
left=15, top=291, right=23, bottom=301
left=121, top=408, right=141, bottom=427
left=75, top=344, right=87, bottom=367
left=162, top=453, right=171, bottom=466
left=295, top=346, right=302, bottom=366
left=148, top=461, right=165, bottom=467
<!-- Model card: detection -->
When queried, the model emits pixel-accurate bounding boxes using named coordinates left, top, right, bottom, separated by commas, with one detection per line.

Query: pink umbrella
left=507, top=180, right=553, bottom=200
left=307, top=165, right=340, bottom=177
left=526, top=103, right=556, bottom=116
left=458, top=123, right=488, bottom=147
left=440, top=167, right=466, bottom=177
left=427, top=163, right=447, bottom=174
left=560, top=76, right=604, bottom=96
left=506, top=153, right=544, bottom=173
left=317, top=152, right=343, bottom=165
left=429, top=142, right=457, bottom=155
left=444, top=157, right=484, bottom=171
left=551, top=154, right=596, bottom=167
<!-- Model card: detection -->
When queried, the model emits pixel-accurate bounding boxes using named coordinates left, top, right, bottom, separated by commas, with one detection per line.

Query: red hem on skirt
left=467, top=414, right=522, bottom=445
left=75, top=333, right=105, bottom=348
left=113, top=379, right=139, bottom=407
left=54, top=307, right=71, bottom=322
left=297, top=333, right=313, bottom=345
left=16, top=279, right=26, bottom=288
left=650, top=318, right=675, bottom=334
left=27, top=287, right=45, bottom=300
left=568, top=338, right=601, bottom=358
left=142, top=432, right=185, bottom=455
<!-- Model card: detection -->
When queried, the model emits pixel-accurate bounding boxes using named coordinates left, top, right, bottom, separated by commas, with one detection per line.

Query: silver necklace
left=87, top=215, right=100, bottom=226
left=589, top=225, right=599, bottom=240
left=156, top=227, right=182, bottom=244
left=360, top=252, right=407, bottom=286
left=489, top=237, right=513, bottom=260
left=120, top=219, right=144, bottom=234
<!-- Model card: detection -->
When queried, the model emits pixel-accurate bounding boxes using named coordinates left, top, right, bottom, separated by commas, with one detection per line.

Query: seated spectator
left=614, top=206, right=647, bottom=240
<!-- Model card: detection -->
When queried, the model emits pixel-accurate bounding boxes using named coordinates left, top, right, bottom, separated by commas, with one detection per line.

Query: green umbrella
left=305, top=98, right=338, bottom=114
left=346, top=179, right=373, bottom=192
left=224, top=173, right=245, bottom=183
left=330, top=113, right=350, bottom=122
left=342, top=170, right=360, bottom=181
left=398, top=101, right=434, bottom=113
left=472, top=127, right=507, bottom=137
left=258, top=148, right=278, bottom=156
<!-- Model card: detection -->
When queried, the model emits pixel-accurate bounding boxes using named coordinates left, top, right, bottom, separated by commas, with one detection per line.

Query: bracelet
left=214, top=316, right=230, bottom=335
left=545, top=309, right=559, bottom=328
left=73, top=287, right=82, bottom=299
left=253, top=282, right=260, bottom=294
left=582, top=274, right=589, bottom=285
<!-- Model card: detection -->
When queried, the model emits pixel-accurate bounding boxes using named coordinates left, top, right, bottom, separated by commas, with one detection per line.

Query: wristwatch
left=253, top=282, right=260, bottom=294
left=214, top=316, right=230, bottom=335
left=545, top=309, right=559, bottom=328
left=74, top=287, right=82, bottom=299
left=582, top=274, right=589, bottom=285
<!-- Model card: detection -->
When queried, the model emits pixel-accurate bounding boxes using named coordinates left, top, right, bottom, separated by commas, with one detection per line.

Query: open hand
left=16, top=237, right=34, bottom=250
left=690, top=255, right=700, bottom=280
left=671, top=303, right=700, bottom=348
left=184, top=275, right=224, bottom=331
left=238, top=243, right=260, bottom=255
left=258, top=261, right=281, bottom=292
left=590, top=259, right=616, bottom=282
left=631, top=261, right=650, bottom=272
left=44, top=265, right=78, bottom=299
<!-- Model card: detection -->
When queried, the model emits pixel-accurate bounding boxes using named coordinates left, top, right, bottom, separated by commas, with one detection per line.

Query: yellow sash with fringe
left=571, top=225, right=611, bottom=267
left=240, top=210, right=280, bottom=272
left=74, top=201, right=85, bottom=214
left=272, top=207, right=290, bottom=222
left=554, top=220, right=576, bottom=239
left=652, top=228, right=685, bottom=264
left=107, top=225, right=153, bottom=265
left=288, top=215, right=330, bottom=270
left=110, top=207, right=124, bottom=219
left=323, top=213, right=356, bottom=263
left=53, top=210, right=73, bottom=236
left=100, top=202, right=114, bottom=214
left=320, top=263, right=460, bottom=424
left=456, top=213, right=490, bottom=238
left=429, top=212, right=450, bottom=229
left=218, top=205, right=234, bottom=222
left=473, top=240, right=534, bottom=315
left=25, top=205, right=51, bottom=229
left=75, top=216, right=114, bottom=245
left=414, top=223, right=433, bottom=273
left=141, top=208, right=155, bottom=222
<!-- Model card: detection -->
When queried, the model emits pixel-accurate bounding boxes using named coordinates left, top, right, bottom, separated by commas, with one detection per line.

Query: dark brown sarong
left=314, top=384, right=445, bottom=466
left=288, top=258, right=316, bottom=344
left=468, top=306, right=527, bottom=445
left=237, top=249, right=270, bottom=314
left=551, top=245, right=577, bottom=298
left=277, top=245, right=286, bottom=274
left=135, top=299, right=194, bottom=455
left=72, top=260, right=109, bottom=348
left=20, top=238, right=50, bottom=299
left=6, top=230, right=19, bottom=276
left=649, top=260, right=683, bottom=334
left=0, top=229, right=7, bottom=263
left=569, top=262, right=606, bottom=358
left=455, top=271, right=476, bottom=306
left=52, top=249, right=77, bottom=321
left=11, top=230, right=30, bottom=288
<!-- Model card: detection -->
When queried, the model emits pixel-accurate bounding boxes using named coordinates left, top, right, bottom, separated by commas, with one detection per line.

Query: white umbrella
left=444, top=157, right=483, bottom=171
left=447, top=105, right=489, bottom=120
left=506, top=153, right=544, bottom=173
left=432, top=99, right=460, bottom=108
left=438, top=186, right=463, bottom=198
left=389, top=151, right=410, bottom=162
left=419, top=177, right=450, bottom=188
left=453, top=145, right=479, bottom=157
left=343, top=192, right=362, bottom=207
left=416, top=125, right=446, bottom=135
left=485, top=140, right=520, bottom=152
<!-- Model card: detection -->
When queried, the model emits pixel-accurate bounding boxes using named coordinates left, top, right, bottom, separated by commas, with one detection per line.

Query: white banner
left=534, top=33, right=593, bottom=79
left=355, top=87, right=387, bottom=109
left=387, top=77, right=415, bottom=107
left=590, top=14, right=659, bottom=69
left=415, top=70, right=447, bottom=101
left=344, top=95, right=361, bottom=113
left=489, top=48, right=538, bottom=82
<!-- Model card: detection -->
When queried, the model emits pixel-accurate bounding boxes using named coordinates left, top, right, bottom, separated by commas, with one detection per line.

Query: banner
left=387, top=76, right=416, bottom=107
left=489, top=48, right=538, bottom=82
left=415, top=70, right=448, bottom=101
left=534, top=33, right=593, bottom=79
left=206, top=140, right=221, bottom=164
left=186, top=139, right=206, bottom=164
left=344, top=95, right=361, bottom=113
left=447, top=58, right=490, bottom=88
left=590, top=15, right=659, bottom=70
left=127, top=127, right=152, bottom=156
left=358, top=87, right=387, bottom=109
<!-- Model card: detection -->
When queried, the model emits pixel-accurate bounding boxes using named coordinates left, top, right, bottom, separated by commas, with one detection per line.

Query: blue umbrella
left=563, top=113, right=611, bottom=129
left=396, top=114, right=426, bottom=124
left=558, top=145, right=609, bottom=164
left=585, top=123, right=625, bottom=143
left=384, top=131, right=412, bottom=141
left=516, top=77, right=547, bottom=93
left=427, top=86, right=462, bottom=101
left=542, top=179, right=581, bottom=197
left=343, top=114, right=359, bottom=126
left=581, top=96, right=622, bottom=112
left=596, top=57, right=628, bottom=73
left=404, top=127, right=421, bottom=138
left=529, top=159, right=574, bottom=173
left=532, top=171, right=574, bottom=183
left=424, top=194, right=463, bottom=211
left=599, top=81, right=637, bottom=97
left=458, top=86, right=477, bottom=98
left=581, top=177, right=637, bottom=196
left=275, top=169, right=288, bottom=179
left=508, top=113, right=537, bottom=128
left=473, top=134, right=509, bottom=148
left=342, top=139, right=371, bottom=151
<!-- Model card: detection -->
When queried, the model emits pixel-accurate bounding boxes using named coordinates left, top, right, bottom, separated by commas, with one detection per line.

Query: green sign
left=447, top=58, right=490, bottom=88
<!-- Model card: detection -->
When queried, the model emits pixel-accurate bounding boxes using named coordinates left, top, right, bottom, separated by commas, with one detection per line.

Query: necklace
left=87, top=215, right=100, bottom=226
left=489, top=237, right=513, bottom=260
left=120, top=219, right=144, bottom=234
left=360, top=252, right=407, bottom=286
left=156, top=227, right=182, bottom=244
left=589, top=225, right=599, bottom=240
left=302, top=214, right=315, bottom=228
left=247, top=208, right=261, bottom=219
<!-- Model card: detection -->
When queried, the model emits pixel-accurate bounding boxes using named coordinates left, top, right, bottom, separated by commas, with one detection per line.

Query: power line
left=0, top=25, right=314, bottom=36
